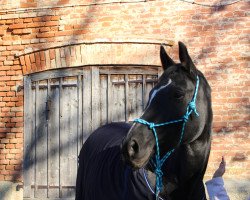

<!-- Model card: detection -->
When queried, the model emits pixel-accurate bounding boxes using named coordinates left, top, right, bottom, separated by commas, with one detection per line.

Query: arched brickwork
left=18, top=42, right=172, bottom=75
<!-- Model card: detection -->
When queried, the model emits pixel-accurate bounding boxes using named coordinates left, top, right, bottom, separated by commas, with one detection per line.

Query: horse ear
left=160, top=45, right=175, bottom=70
left=178, top=41, right=197, bottom=75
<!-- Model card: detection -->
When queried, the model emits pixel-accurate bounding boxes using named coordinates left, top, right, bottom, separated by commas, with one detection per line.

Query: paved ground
left=205, top=178, right=250, bottom=200
left=1, top=179, right=250, bottom=200
left=0, top=181, right=22, bottom=200
left=224, top=178, right=250, bottom=200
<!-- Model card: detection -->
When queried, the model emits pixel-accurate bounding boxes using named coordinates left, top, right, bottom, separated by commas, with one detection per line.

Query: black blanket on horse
left=75, top=122, right=157, bottom=200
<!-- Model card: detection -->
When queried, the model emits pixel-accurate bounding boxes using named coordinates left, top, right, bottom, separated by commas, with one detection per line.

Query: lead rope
left=134, top=76, right=200, bottom=200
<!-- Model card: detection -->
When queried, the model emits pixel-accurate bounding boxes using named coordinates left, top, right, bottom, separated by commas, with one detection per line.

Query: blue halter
left=134, top=75, right=200, bottom=200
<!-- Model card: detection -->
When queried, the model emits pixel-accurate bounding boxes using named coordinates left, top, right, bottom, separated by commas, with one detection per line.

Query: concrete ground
left=204, top=178, right=250, bottom=200
left=224, top=178, right=250, bottom=200
left=0, top=179, right=249, bottom=200
left=0, top=181, right=23, bottom=200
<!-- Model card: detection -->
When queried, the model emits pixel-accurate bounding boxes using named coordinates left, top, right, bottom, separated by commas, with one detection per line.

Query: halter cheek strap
left=134, top=75, right=200, bottom=200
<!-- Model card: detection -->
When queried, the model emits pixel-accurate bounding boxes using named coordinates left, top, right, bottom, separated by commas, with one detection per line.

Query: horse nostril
left=127, top=139, right=139, bottom=158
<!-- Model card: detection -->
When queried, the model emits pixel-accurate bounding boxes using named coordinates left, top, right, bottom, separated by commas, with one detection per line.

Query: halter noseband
left=134, top=75, right=200, bottom=200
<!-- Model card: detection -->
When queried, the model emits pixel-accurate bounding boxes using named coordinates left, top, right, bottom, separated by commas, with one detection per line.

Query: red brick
left=24, top=55, right=31, bottom=73
left=51, top=16, right=60, bottom=21
left=0, top=86, right=10, bottom=91
left=15, top=133, right=23, bottom=139
left=41, top=16, right=52, bottom=22
left=1, top=107, right=10, bottom=112
left=10, top=117, right=22, bottom=122
left=15, top=143, right=23, bottom=148
left=49, top=49, right=55, bottom=60
left=0, top=138, right=10, bottom=144
left=0, top=102, right=6, bottom=107
left=15, top=122, right=23, bottom=127
left=9, top=160, right=20, bottom=165
left=5, top=133, right=15, bottom=139
left=6, top=102, right=15, bottom=107
left=9, top=149, right=20, bottom=154
left=6, top=81, right=16, bottom=87
left=45, top=21, right=59, bottom=26
left=23, top=18, right=33, bottom=23
left=7, top=151, right=18, bottom=159
left=19, top=56, right=25, bottom=66
left=54, top=30, right=73, bottom=36
left=0, top=20, right=6, bottom=25
left=40, top=51, right=45, bottom=61
left=9, top=24, right=26, bottom=29
left=37, top=32, right=54, bottom=38
left=57, top=0, right=70, bottom=5
left=9, top=138, right=19, bottom=144
left=15, top=112, right=23, bottom=117
left=0, top=92, right=7, bottom=97
left=6, top=123, right=15, bottom=128
left=0, top=128, right=11, bottom=133
left=12, top=29, right=23, bottom=35
left=20, top=2, right=37, bottom=8
left=0, top=169, right=10, bottom=174
left=41, top=61, right=46, bottom=70
left=0, top=29, right=5, bottom=36
left=6, top=144, right=15, bottom=149
left=33, top=17, right=43, bottom=22
left=39, top=27, right=50, bottom=32
left=26, top=22, right=44, bottom=28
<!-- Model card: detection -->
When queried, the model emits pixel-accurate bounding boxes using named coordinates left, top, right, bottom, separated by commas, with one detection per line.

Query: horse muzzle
left=121, top=125, right=154, bottom=169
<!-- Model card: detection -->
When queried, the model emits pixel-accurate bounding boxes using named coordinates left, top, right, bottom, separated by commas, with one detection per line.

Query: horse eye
left=174, top=89, right=185, bottom=99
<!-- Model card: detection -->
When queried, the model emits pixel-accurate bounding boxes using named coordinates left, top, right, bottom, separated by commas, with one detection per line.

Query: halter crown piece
left=134, top=75, right=200, bottom=200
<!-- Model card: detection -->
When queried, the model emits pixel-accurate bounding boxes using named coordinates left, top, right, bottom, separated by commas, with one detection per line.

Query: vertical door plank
left=91, top=67, right=100, bottom=131
left=60, top=77, right=70, bottom=198
left=48, top=78, right=60, bottom=198
left=142, top=75, right=146, bottom=109
left=46, top=80, right=50, bottom=197
left=35, top=80, right=48, bottom=198
left=128, top=75, right=138, bottom=121
left=112, top=75, right=118, bottom=121
left=125, top=74, right=129, bottom=122
left=77, top=75, right=83, bottom=156
left=136, top=75, right=143, bottom=117
left=112, top=75, right=126, bottom=122
left=60, top=76, right=78, bottom=198
left=23, top=76, right=33, bottom=198
left=107, top=74, right=113, bottom=123
left=100, top=75, right=108, bottom=126
left=82, top=68, right=92, bottom=143
left=67, top=77, right=78, bottom=198
left=30, top=81, right=36, bottom=198
left=118, top=75, right=126, bottom=122
left=59, top=78, right=63, bottom=198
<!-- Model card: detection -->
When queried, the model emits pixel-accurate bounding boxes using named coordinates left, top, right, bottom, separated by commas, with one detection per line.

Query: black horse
left=76, top=42, right=212, bottom=200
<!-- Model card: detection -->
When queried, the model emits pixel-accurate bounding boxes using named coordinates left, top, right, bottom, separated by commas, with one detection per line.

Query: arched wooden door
left=23, top=66, right=160, bottom=199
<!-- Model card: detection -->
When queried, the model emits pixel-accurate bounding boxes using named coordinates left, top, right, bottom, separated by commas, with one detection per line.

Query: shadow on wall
left=187, top=1, right=249, bottom=136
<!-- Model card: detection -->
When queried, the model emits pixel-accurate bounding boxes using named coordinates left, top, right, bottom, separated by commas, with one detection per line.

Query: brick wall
left=0, top=0, right=249, bottom=187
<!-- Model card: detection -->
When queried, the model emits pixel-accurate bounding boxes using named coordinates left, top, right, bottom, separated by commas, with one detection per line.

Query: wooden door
left=23, top=66, right=159, bottom=199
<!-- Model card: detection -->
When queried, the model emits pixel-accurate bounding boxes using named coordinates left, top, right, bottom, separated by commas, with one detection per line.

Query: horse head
left=122, top=42, right=212, bottom=171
